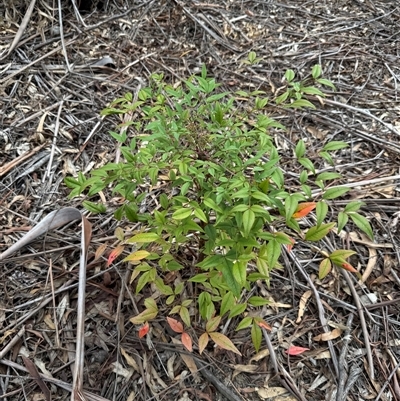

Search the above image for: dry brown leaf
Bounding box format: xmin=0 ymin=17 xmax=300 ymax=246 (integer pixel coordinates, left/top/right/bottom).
xmin=313 ymin=350 xmax=332 ymax=359
xmin=171 ymin=337 xmax=199 ymax=379
xmin=231 ymin=363 xmax=258 ymax=379
xmin=296 ymin=290 xmax=312 ymax=323
xmin=256 ymin=386 xmax=288 ymax=399
xmin=120 ymin=347 xmax=140 ymax=372
xmin=43 ymin=314 xmax=55 ymax=330
xmin=313 ymin=328 xmax=342 ymax=342
xmin=250 ymin=347 xmax=271 ymax=362
xmin=22 ymin=356 xmax=51 ymax=401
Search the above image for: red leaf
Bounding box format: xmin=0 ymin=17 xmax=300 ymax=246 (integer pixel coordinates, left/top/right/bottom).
xmin=287 ymin=237 xmax=295 ymax=252
xmin=167 ymin=317 xmax=184 ymax=333
xmin=292 ymin=202 xmax=316 ymax=219
xmin=181 ymin=332 xmax=193 ymax=352
xmin=285 ymin=346 xmax=310 ymax=356
xmin=255 ymin=320 xmax=272 ymax=331
xmin=139 ymin=322 xmax=149 ymax=338
xmin=107 ymin=245 xmax=124 ymax=266
xmin=340 ymin=262 xmax=358 ymax=273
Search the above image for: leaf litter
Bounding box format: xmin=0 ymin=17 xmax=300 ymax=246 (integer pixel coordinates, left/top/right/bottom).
xmin=1 ymin=0 xmax=400 ymax=400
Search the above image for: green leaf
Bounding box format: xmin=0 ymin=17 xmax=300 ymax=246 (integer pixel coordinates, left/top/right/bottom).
xmin=127 ymin=232 xmax=160 ymax=243
xmin=329 ymin=249 xmax=357 ymax=260
xmin=322 ymin=141 xmax=348 ymax=151
xmin=236 ymin=317 xmax=253 ymax=331
xmin=316 ymin=78 xmax=336 ymax=89
xmin=287 ymin=99 xmax=316 ymax=109
xmin=129 ymin=308 xmax=158 ymax=324
xmin=299 ymin=170 xmax=308 ymax=184
xmin=295 ymin=140 xmax=306 ymax=159
xmin=248 ymin=296 xmax=269 ymax=306
xmin=203 ymin=197 xmax=224 ymax=213
xmin=285 ymin=196 xmax=298 ymax=224
xmin=323 ymin=187 xmax=350 ymax=200
xmin=285 ymin=69 xmax=295 ymax=82
xmin=337 ymin=211 xmax=348 ymax=233
xmin=189 ymin=273 xmax=209 ymax=283
xmin=242 ymin=209 xmax=255 ymax=237
xmin=228 ymin=303 xmax=247 ymax=319
xmin=82 ymin=200 xmax=106 ymax=214
xmin=319 ymin=151 xmax=334 ymax=165
xmin=144 ymin=297 xmax=158 ymax=312
xmin=180 ymin=306 xmax=191 ymax=327
xmin=251 ymin=322 xmax=262 ymax=352
xmin=349 ymin=212 xmax=374 ymax=240
xmin=305 ymin=222 xmax=336 ymax=241
xmin=64 ymin=177 xmax=81 ymax=189
xmin=222 ymin=258 xmax=241 ymax=297
xmin=316 ymin=201 xmax=328 ymax=227
xmin=315 ymin=172 xmax=342 ymax=182
xmin=232 ymin=261 xmax=247 ymax=288
xmin=193 ymin=208 xmax=208 ymax=223
xmin=300 ymin=86 xmax=324 ymax=96
xmin=319 ymin=258 xmax=332 ymax=280
xmin=298 ymin=157 xmax=315 ymax=174
xmin=220 ymin=292 xmax=234 ymax=316
xmin=206 ymin=316 xmax=221 ymax=333
xmin=172 ymin=208 xmax=192 ymax=220
xmin=154 ymin=278 xmax=174 ymax=296
xmin=209 ymin=332 xmax=241 ymax=355
xmin=344 ymin=201 xmax=364 ymax=213
xmin=311 ymin=64 xmax=322 ymax=79
xmin=266 ymin=239 xmax=281 ymax=270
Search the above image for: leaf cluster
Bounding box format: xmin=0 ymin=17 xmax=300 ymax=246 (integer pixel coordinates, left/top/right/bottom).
xmin=66 ymin=61 xmax=373 ymax=353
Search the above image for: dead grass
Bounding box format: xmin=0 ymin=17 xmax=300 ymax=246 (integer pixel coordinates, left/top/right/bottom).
xmin=1 ymin=0 xmax=400 ymax=400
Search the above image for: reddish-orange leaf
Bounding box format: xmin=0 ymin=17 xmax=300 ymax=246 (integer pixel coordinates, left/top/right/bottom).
xmin=292 ymin=202 xmax=317 ymax=219
xmin=340 ymin=262 xmax=358 ymax=273
xmin=287 ymin=237 xmax=295 ymax=252
xmin=139 ymin=322 xmax=149 ymax=338
xmin=107 ymin=245 xmax=125 ymax=266
xmin=198 ymin=332 xmax=209 ymax=355
xmin=285 ymin=346 xmax=310 ymax=355
xmin=167 ymin=317 xmax=184 ymax=333
xmin=255 ymin=320 xmax=272 ymax=331
xmin=181 ymin=332 xmax=193 ymax=352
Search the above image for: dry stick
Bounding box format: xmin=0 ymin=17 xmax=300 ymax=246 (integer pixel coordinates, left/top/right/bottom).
xmin=57 ymin=0 xmax=71 ymax=71
xmin=336 ymin=314 xmax=354 ymax=401
xmin=320 ymin=97 xmax=400 ymax=137
xmin=0 ymin=143 xmax=47 ymax=177
xmin=261 ymin=328 xmax=307 ymax=401
xmin=72 ymin=217 xmax=92 ymax=401
xmin=194 ymin=359 xmax=244 ymax=401
xmin=69 ymin=0 xmax=86 ymax=26
xmin=43 ymin=100 xmax=63 ymax=183
xmin=0 ymin=326 xmax=25 ymax=359
xmin=112 ymin=268 xmax=132 ymax=401
xmin=14 ymin=100 xmax=65 ymax=127
xmin=0 ymin=359 xmax=110 ymax=401
xmin=287 ymin=251 xmax=340 ymax=377
xmin=176 ymin=0 xmax=240 ymax=52
xmin=311 ymin=174 xmax=400 ymax=199
xmin=0 ymin=41 xmax=76 ymax=85
xmin=340 ymin=270 xmax=374 ymax=380
xmin=1 ymin=0 xmax=36 ymax=60
xmin=48 ymin=259 xmax=61 ymax=349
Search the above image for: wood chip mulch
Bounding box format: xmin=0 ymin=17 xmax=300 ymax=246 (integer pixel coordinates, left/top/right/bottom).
xmin=1 ymin=1 xmax=400 ymax=400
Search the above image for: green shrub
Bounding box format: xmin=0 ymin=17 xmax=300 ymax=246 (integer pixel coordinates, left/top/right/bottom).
xmin=66 ymin=57 xmax=372 ymax=352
